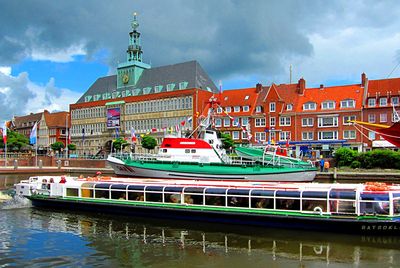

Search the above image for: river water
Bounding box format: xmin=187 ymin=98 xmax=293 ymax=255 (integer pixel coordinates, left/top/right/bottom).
xmin=1 ymin=175 xmax=400 ymax=267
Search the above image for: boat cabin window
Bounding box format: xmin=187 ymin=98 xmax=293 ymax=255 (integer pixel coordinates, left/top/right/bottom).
xmin=205 ymin=188 xmax=227 ymax=206
xmin=66 ymin=188 xmax=79 ymax=197
xmin=145 ymin=186 xmax=163 ymax=202
xmin=111 ymin=184 xmax=128 ymax=200
xmin=185 ymin=149 xmax=190 ymax=153
xmin=301 ymin=191 xmax=328 ymax=213
xmin=360 ymin=193 xmax=390 ymax=215
xmin=191 ymin=149 xmax=196 ymax=153
xmin=161 ymin=149 xmax=167 ymax=153
xmin=81 ymin=183 xmax=95 ymax=198
xmin=127 ymin=185 xmax=145 ymax=201
xmin=183 ymin=187 xmax=205 ymax=205
xmin=393 ymin=193 xmax=400 ymax=214
xmin=276 ymin=191 xmax=301 ymax=210
xmin=164 ymin=187 xmax=184 ymax=204
xmin=329 ymin=190 xmax=356 ymax=214
xmin=94 ymin=183 xmax=111 ymax=199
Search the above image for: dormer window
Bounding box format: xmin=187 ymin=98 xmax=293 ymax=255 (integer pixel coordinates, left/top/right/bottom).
xmin=243 ymin=106 xmax=249 ymax=112
xmin=234 ymin=106 xmax=240 ymax=112
xmin=217 ymin=107 xmax=222 ymax=113
xmin=255 ymin=106 xmax=262 ymax=113
xmin=303 ymin=102 xmax=316 ymax=110
xmin=224 ymin=96 xmax=228 ymax=101
xmin=244 ymin=95 xmax=249 ymax=100
xmin=340 ymin=99 xmax=355 ymax=108
xmin=166 ymin=83 xmax=175 ymax=91
xmin=321 ymin=101 xmax=335 ymax=110
xmin=379 ymin=97 xmax=387 ymax=107
xmin=368 ymin=98 xmax=376 ymax=107
xmin=392 ymin=97 xmax=399 ymax=105
xmin=154 ymin=85 xmax=163 ymax=93
xmin=286 ymin=104 xmax=293 ymax=111
xmin=225 ymin=107 xmax=231 ymax=113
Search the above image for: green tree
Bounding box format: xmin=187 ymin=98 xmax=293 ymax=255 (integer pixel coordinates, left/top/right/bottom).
xmin=112 ymin=138 xmax=128 ymax=151
xmin=141 ymin=135 xmax=157 ymax=151
xmin=51 ymin=141 xmax=65 ymax=152
xmin=0 ymin=129 xmax=30 ymax=152
xmin=221 ymin=133 xmax=235 ymax=151
xmin=67 ymin=143 xmax=76 ymax=151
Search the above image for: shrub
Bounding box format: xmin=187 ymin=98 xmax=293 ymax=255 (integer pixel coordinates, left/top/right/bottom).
xmin=334 ymin=147 xmax=358 ymax=167
xmin=350 ymin=160 xmax=361 ymax=169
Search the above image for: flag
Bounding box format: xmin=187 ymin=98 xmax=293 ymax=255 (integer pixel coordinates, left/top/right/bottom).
xmin=175 ymin=124 xmax=180 ymax=132
xmin=286 ymin=139 xmax=290 ymax=148
xmin=115 ymin=127 xmax=120 ymax=138
xmin=68 ymin=131 xmax=71 ymax=145
xmin=131 ymin=127 xmax=137 ymax=143
xmin=180 ymin=120 xmax=186 ymax=126
xmin=151 ymin=128 xmax=157 ymax=132
xmin=30 ymin=122 xmax=38 ymax=145
xmin=2 ymin=121 xmax=7 ymax=144
xmin=187 ymin=116 xmax=193 ymax=123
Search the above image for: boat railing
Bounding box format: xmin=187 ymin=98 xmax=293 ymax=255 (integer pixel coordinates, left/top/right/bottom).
xmin=61 ymin=182 xmax=400 ymax=218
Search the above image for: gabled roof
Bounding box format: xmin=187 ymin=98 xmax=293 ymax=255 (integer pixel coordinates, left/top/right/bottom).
xmin=367 ymin=77 xmax=400 ymax=97
xmin=13 ymin=112 xmax=42 ymax=129
xmin=295 ymin=84 xmax=364 ymax=113
xmin=219 ymin=87 xmax=259 ymax=116
xmin=76 ymin=60 xmax=218 ymax=103
xmin=44 ymin=111 xmax=69 ymax=128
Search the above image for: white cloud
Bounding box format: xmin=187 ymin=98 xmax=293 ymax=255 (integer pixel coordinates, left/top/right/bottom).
xmin=31 ymin=44 xmax=86 ymax=63
xmin=0 ymin=68 xmax=81 ymax=122
xmin=0 ymin=66 xmax=11 ymax=76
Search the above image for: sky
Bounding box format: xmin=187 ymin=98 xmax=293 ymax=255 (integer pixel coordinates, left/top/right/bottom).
xmin=1 ymin=0 xmax=400 ymax=123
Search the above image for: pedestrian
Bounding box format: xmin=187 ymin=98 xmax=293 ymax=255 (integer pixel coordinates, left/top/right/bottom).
xmin=324 ymin=160 xmax=330 ymax=172
xmin=320 ymin=158 xmax=325 ymax=172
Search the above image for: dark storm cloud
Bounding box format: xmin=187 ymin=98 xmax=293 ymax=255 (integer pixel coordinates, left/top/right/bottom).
xmin=0 ymin=0 xmax=398 ymax=82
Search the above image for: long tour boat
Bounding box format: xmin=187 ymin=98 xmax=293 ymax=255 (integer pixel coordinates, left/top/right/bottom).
xmin=108 ymin=97 xmax=317 ymax=182
xmin=15 ymin=175 xmax=400 ymax=235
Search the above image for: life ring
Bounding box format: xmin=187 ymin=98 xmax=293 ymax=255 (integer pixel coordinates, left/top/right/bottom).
xmin=313 ymin=206 xmax=323 ymax=214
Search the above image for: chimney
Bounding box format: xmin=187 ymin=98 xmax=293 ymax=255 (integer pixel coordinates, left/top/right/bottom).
xmin=297 ymin=78 xmax=305 ymax=94
xmin=255 ymin=83 xmax=262 ymax=93
xmin=320 ymin=84 xmax=324 ymax=89
xmin=361 ymin=72 xmax=366 ymax=87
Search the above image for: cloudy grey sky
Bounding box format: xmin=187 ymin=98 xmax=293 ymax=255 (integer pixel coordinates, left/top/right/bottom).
xmin=1 ymin=0 xmax=400 ymax=122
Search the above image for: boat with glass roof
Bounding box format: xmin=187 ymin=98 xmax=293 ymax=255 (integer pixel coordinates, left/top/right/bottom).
xmin=15 ymin=176 xmax=400 ymax=234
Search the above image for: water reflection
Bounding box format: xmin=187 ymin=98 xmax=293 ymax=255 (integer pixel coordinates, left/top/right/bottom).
xmin=2 ymin=205 xmax=399 ymax=267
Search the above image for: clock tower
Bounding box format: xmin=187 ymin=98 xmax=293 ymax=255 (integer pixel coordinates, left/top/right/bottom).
xmin=117 ymin=12 xmax=151 ymax=89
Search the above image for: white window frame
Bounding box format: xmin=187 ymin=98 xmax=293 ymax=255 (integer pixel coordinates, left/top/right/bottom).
xmin=279 ymin=116 xmax=291 ymax=126
xmin=302 ymin=118 xmax=314 ymax=127
xmin=255 ymin=106 xmax=262 ymax=113
xmin=343 ymin=130 xmax=356 ymax=140
xmin=242 ymin=117 xmax=249 ymax=126
xmin=215 ymin=118 xmax=222 ymax=127
xmin=255 ymin=118 xmax=266 ymax=127
xmin=269 ymin=117 xmax=276 ymax=127
xmin=286 ymin=104 xmax=293 ymax=111
xmin=318 ymin=131 xmax=338 ymax=140
xmin=269 ymin=102 xmax=276 ymax=112
xmin=379 ymin=97 xmax=387 ymax=107
xmin=317 ymin=116 xmax=338 ymax=128
xmin=303 ymin=102 xmax=317 ymax=111
xmin=368 ymin=114 xmax=375 ymax=123
xmin=302 ymin=131 xmax=314 ymax=141
xmin=243 ymin=106 xmax=249 ymax=112
xmin=223 ymin=118 xmax=230 ymax=127
xmin=232 ymin=131 xmax=240 ymax=140
xmin=340 ymin=99 xmax=355 ymax=108
xmin=368 ymin=98 xmax=376 ymax=107
xmin=279 ymin=131 xmax=291 ymax=141
xmin=343 ymin=115 xmax=356 ymax=125
xmin=255 ymin=132 xmax=266 ymax=141
xmin=225 ymin=107 xmax=231 ymax=113
xmin=234 ymin=106 xmax=240 ymax=112
xmin=321 ymin=101 xmax=335 ymax=110
xmin=217 ymin=107 xmax=223 ymax=113
xmin=391 ymin=97 xmax=399 ymax=106
xmin=380 ymin=113 xmax=387 ymax=123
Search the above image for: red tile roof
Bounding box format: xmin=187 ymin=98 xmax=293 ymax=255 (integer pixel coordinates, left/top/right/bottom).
xmin=218 ymin=87 xmax=259 ymax=115
xmin=44 ymin=111 xmax=69 ymax=128
xmin=367 ymin=77 xmax=400 ymax=97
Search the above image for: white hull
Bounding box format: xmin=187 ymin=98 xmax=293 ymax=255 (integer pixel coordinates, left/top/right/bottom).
xmin=107 ymin=156 xmax=316 ymax=182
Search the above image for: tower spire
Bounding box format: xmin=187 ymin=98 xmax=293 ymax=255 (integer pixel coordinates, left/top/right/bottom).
xmin=127 ymin=12 xmax=143 ymax=62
